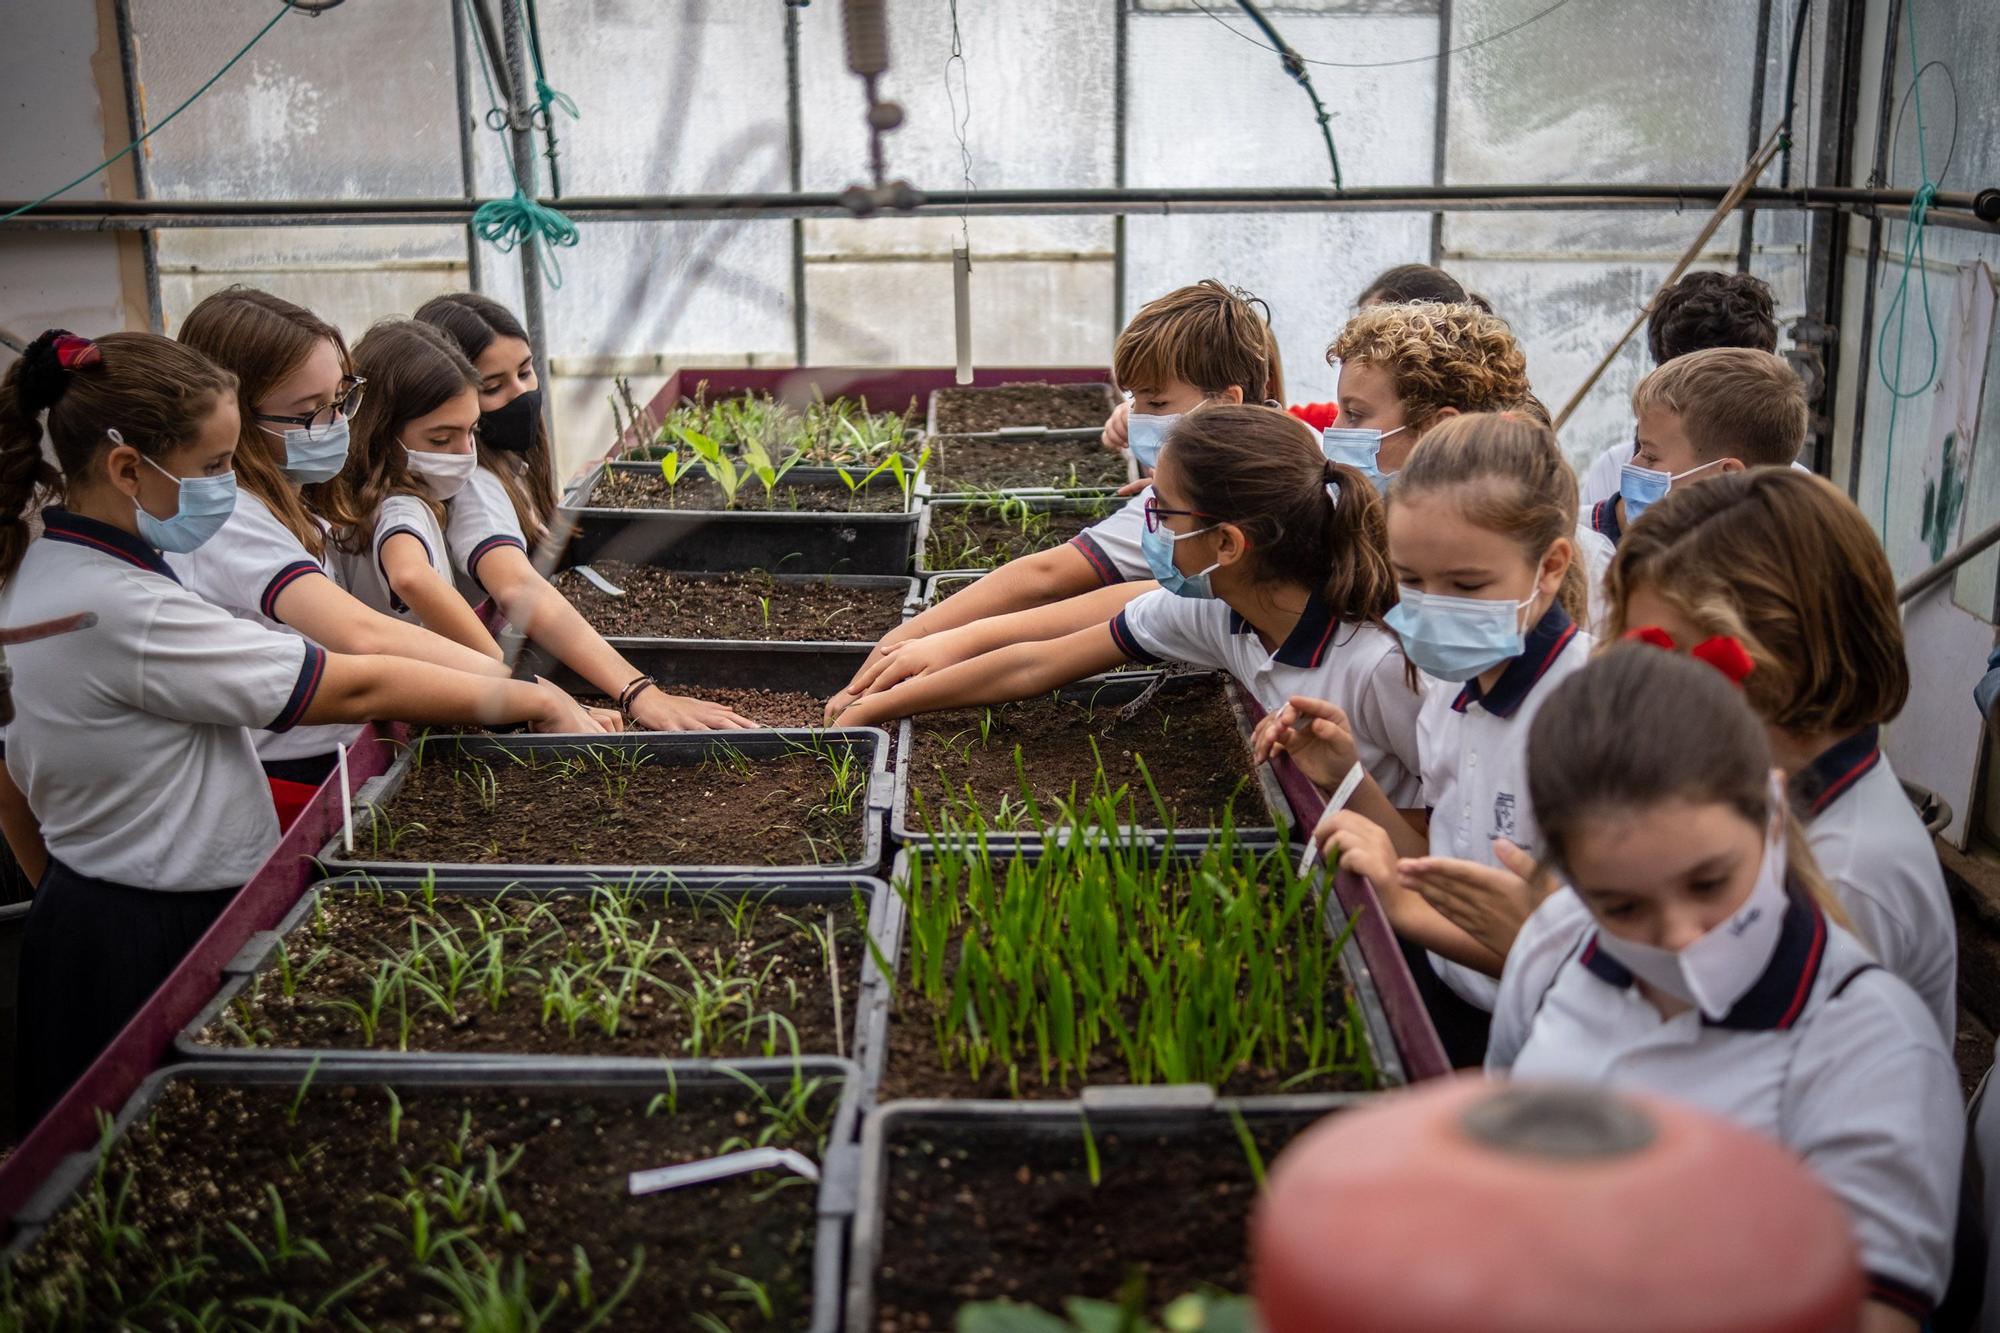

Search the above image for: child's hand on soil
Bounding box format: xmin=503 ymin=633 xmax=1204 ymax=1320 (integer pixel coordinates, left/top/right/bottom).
xmin=1312 ymin=809 xmax=1396 ymax=893
xmin=530 ymin=678 xmax=609 ymax=734
xmin=1397 ymin=839 xmax=1540 ymax=958
xmin=1252 ymin=695 xmax=1360 ymax=790
xmin=584 ymin=706 xmax=625 ymax=732
xmin=824 ymin=693 xmax=883 ymax=728
xmin=849 ymin=634 xmax=968 ymax=698
xmin=630 ymin=688 xmax=758 ymax=732
xmin=1100 ymin=398 xmax=1131 ymax=453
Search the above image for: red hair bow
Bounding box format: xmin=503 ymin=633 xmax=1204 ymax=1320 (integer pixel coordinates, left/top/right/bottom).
xmin=1621 ymin=625 xmax=1756 ymax=686
xmin=52 ymin=333 xmax=101 ymax=371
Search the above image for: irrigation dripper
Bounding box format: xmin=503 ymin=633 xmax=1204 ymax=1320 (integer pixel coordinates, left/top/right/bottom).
xmin=628 ymin=1147 xmax=820 ymax=1196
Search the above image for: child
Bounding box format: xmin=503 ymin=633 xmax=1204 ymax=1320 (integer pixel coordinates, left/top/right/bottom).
xmin=1355 ymin=262 xmax=1492 ymax=314
xmin=1276 ymin=413 xmax=1593 ymax=1060
xmin=829 ymin=281 xmax=1275 ymax=715
xmin=334 ymin=320 xmax=508 ymax=656
xmin=830 ymin=404 xmax=1424 ymax=809
xmin=414 ymin=293 xmax=753 ymax=731
xmin=0 ymin=330 xmax=600 ymax=1125
xmin=1585 ymin=347 xmax=1807 ymax=548
xmin=174 ymin=288 xmax=531 ymax=826
xmin=1489 ymin=646 xmax=1960 ymax=1332
xmin=1578 ymin=270 xmax=1783 ymax=506
xmin=1606 ymin=468 xmax=1956 ymax=1042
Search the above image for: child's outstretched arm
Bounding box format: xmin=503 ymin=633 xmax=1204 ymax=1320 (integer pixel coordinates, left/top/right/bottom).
xmin=1253 ymin=696 xmax=1427 ymax=858
xmin=830 ymin=622 xmax=1128 ymax=727
xmin=381 ymin=532 xmax=504 ymax=660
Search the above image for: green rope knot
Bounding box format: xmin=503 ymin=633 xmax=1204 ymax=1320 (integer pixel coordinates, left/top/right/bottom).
xmin=472 ymin=189 xmax=578 ymax=284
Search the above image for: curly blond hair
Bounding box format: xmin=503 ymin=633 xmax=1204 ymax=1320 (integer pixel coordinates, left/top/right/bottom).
xmin=1327 ymin=302 xmax=1530 ymax=430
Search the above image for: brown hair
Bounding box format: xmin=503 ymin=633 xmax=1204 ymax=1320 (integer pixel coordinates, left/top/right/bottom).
xmin=1393 ymin=412 xmax=1589 ymax=625
xmin=1327 ymin=302 xmax=1530 ymax=433
xmin=1114 ymin=280 xmax=1272 ymax=404
xmin=1357 ymin=262 xmax=1492 ymax=315
xmin=177 ymin=286 xmax=360 ymax=560
xmin=1606 ymin=468 xmax=1908 ymax=736
xmin=1164 ymin=403 xmax=1397 ymax=627
xmin=0 ymin=330 xmax=236 ymax=579
xmin=1646 ymin=270 xmax=1778 ymax=365
xmin=1528 ymin=644 xmax=1844 ymax=922
xmin=335 ymin=319 xmax=480 ymax=554
xmin=413 ymin=292 xmax=558 ymax=541
xmin=1630 ymin=347 xmax=1806 ymax=468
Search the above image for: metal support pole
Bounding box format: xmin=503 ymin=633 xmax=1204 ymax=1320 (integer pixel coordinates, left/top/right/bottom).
xmin=1429 ymin=0 xmax=1452 ymax=268
xmin=1737 ymin=0 xmax=1775 ymax=273
xmin=449 ymin=0 xmax=484 ymax=292
xmin=1800 ymin=0 xmax=1864 ymax=478
xmin=498 ymin=0 xmax=552 ymax=406
xmin=1847 ymin=0 xmax=1900 ymax=507
xmin=1112 ymin=0 xmax=1128 ymax=337
xmin=111 ymin=0 xmax=162 ymax=333
xmin=786 ymin=0 xmax=808 ymax=365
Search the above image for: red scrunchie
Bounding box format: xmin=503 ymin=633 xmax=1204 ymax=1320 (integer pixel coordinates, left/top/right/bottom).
xmin=1621 ymin=625 xmax=1756 ymax=686
xmin=52 ymin=333 xmax=101 ymax=370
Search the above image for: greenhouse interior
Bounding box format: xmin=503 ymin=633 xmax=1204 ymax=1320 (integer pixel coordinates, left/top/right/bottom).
xmin=1 ymin=0 xmax=1999 ymax=1327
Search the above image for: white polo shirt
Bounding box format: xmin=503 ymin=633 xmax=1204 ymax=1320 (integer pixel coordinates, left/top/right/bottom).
xmin=1419 ymin=604 xmax=1594 ymax=1009
xmin=339 ymin=492 xmax=454 ymax=623
xmin=1572 ymin=519 xmax=1615 ymax=638
xmin=1110 ymin=588 xmax=1423 ymax=808
xmin=1489 ymin=886 xmax=1962 ymax=1322
xmin=1069 ymin=487 xmax=1150 ymax=584
xmin=167 ymin=489 xmax=360 ymax=767
xmin=1788 ymin=728 xmax=1957 ymax=1043
xmin=446 ymin=464 xmax=528 ymax=604
xmin=0 ymin=510 xmax=326 ymax=889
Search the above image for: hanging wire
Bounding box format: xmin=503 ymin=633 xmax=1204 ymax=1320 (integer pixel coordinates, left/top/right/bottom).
xmin=1226 ymin=0 xmax=1342 ymax=188
xmin=1 ymin=1 xmax=297 ymax=224
xmin=458 ymin=0 xmax=579 ymax=286
xmin=519 ymin=0 xmax=577 ymax=197
xmin=944 ymin=0 xmax=975 ymax=252
xmin=1874 ymin=0 xmax=1943 ymax=530
xmin=1187 ymin=0 xmax=1577 ymax=71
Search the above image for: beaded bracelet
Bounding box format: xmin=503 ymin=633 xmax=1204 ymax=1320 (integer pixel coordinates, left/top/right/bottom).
xmin=616 ymin=675 xmax=658 ymax=716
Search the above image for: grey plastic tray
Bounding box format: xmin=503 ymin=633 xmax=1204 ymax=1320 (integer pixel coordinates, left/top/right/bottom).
xmin=175 ymin=874 xmax=902 ymax=1082
xmin=857 ymin=843 xmax=1406 ymax=1108
xmin=913 ymin=436 xmax=1135 ymax=501
xmin=914 ymin=493 xmax=1125 ymax=577
xmin=916 ymin=571 xmax=983 ymax=611
xmin=318 ymin=729 xmax=893 ymax=881
xmin=923 ymin=381 xmax=1117 ymax=441
xmin=844 ymin=1091 xmax=1352 ymax=1330
xmin=517 ymin=638 xmax=877 ymax=701
xmin=891 ymin=672 xmax=1291 ymax=851
xmin=539 ymin=568 xmax=918 ymax=657
xmin=8 ymin=1057 xmax=861 ymax=1333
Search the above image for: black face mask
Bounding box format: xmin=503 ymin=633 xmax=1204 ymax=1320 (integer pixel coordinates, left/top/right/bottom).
xmin=480 ymin=387 xmax=543 ymax=455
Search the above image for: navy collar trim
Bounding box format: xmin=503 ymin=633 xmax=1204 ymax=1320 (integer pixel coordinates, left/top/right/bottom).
xmin=1226 ymin=589 xmax=1347 ymax=668
xmin=1576 ymin=885 xmax=1828 ymax=1032
xmin=1452 ymin=602 xmax=1576 ymax=719
xmin=1787 ymin=726 xmax=1883 ymax=818
xmin=40 ymin=508 xmax=179 ymax=582
xmin=1589 ymin=498 xmax=1624 ymax=545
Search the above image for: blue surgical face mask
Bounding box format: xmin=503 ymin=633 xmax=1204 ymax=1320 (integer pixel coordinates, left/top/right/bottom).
xmin=1126 ymin=412 xmax=1180 ymax=471
xmin=1619 ymin=457 xmax=1725 ymax=523
xmin=133 ymin=448 xmax=237 ymax=553
xmin=1142 ymin=521 xmax=1220 ymax=599
xmin=264 ymin=416 xmax=351 ymax=485
xmin=1320 ymin=425 xmax=1406 ymax=491
xmin=1385 ymin=585 xmax=1538 ymax=682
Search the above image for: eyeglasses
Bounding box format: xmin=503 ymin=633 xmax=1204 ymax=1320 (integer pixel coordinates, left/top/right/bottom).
xmin=255 ymin=375 xmax=367 ymax=439
xmin=1143 ymin=494 xmax=1217 ymax=533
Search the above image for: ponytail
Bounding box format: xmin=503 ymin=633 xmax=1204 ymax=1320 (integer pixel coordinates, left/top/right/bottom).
xmin=0 ymin=330 xmax=235 ymax=580
xmin=1166 ymin=403 xmax=1397 ymax=627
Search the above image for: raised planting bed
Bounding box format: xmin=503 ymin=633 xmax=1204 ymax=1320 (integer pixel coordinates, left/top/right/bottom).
xmin=927 ymin=381 xmax=1116 ymax=437
xmin=321 ymin=731 xmax=891 ymax=880
xmin=578 ymin=460 xmax=916 ymax=515
xmin=847 ymin=1094 xmax=1345 ymax=1330
xmin=612 ymin=384 xmax=916 ymax=468
xmin=918 ymin=494 xmax=1123 ymax=575
xmin=5 ymin=1059 xmax=857 ymax=1332
xmin=560 ymin=486 xmax=918 ymax=577
xmin=918 ymin=434 xmax=1131 ymax=497
xmin=554 ymin=562 xmax=915 ymax=643
xmin=180 ymin=875 xmax=896 ymax=1069
xmin=861 ymin=836 xmax=1400 ymax=1103
xmin=894 ymin=673 xmax=1285 ymax=848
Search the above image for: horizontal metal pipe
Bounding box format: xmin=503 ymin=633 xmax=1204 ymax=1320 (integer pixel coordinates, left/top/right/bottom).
xmin=1899 ymin=517 xmax=2000 ymax=606
xmin=2 ymin=183 xmax=1991 ymax=231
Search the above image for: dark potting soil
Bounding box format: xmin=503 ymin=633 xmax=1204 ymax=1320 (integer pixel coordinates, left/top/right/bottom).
xmin=575 ymin=688 xmax=900 ymax=765
xmin=904 ymin=677 xmax=1267 ymax=835
xmin=923 ymin=501 xmax=1114 ymax=572
xmin=557 ymin=562 xmax=908 ymax=640
xmin=872 ymin=1115 xmax=1314 ymax=1331
xmin=10 ymin=1078 xmax=833 ymax=1330
xmin=931 ymin=382 xmax=1116 ymax=434
xmin=359 ymin=744 xmax=869 ymax=869
xmin=588 ymin=467 xmax=908 ymax=513
xmin=199 ymin=891 xmax=866 ymax=1061
xmin=925 ymin=435 xmax=1128 ymax=492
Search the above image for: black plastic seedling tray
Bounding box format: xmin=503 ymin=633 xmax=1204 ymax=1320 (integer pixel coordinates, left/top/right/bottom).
xmin=516 ymin=638 xmax=879 ymax=700
xmin=562 ymin=463 xmax=918 ymax=575
xmin=843 ymin=1091 xmax=1355 ymax=1330
xmin=860 ymin=844 xmax=1404 ymax=1106
xmin=891 ymin=672 xmax=1291 ymax=851
xmin=6 ymin=1057 xmax=861 ymax=1333
xmin=924 ymin=382 xmax=1117 ymax=440
xmin=175 ymin=873 xmax=902 ymax=1080
xmin=917 ymin=571 xmax=982 ymax=610
xmin=914 ymin=438 xmax=1135 ymax=500
xmin=541 ymin=568 xmax=919 ymax=656
xmin=318 ymin=729 xmax=893 ymax=881
xmin=914 ymin=494 xmax=1124 ymax=577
